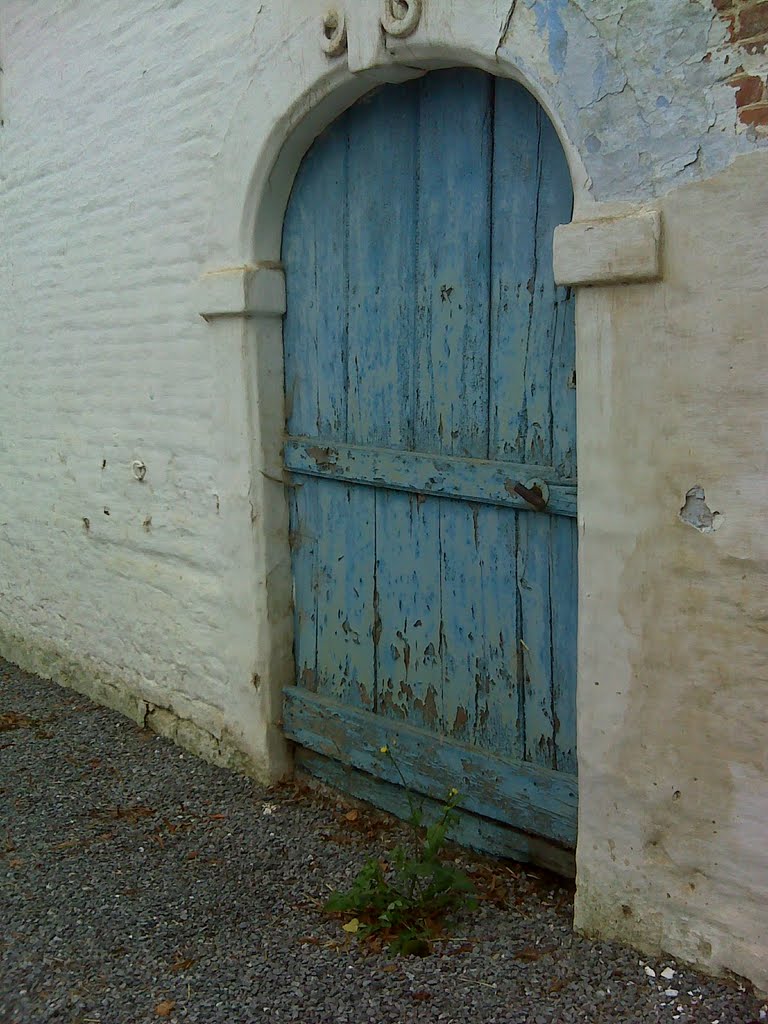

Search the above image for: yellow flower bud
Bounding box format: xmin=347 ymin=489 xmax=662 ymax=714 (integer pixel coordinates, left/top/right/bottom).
xmin=380 ymin=745 xmax=388 ymax=754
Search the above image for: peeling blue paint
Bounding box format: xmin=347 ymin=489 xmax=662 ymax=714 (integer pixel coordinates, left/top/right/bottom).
xmin=585 ymin=133 xmax=601 ymax=154
xmin=497 ymin=0 xmax=767 ymax=201
xmin=526 ymin=0 xmax=570 ymax=74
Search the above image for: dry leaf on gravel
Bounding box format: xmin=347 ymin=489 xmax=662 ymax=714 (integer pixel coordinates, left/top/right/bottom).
xmin=89 ymin=805 xmax=155 ymax=823
xmin=170 ymin=956 xmax=197 ymax=973
xmin=0 ymin=712 xmax=37 ymax=731
xmin=515 ymin=946 xmax=556 ymax=962
xmin=154 ymin=999 xmax=175 ymax=1017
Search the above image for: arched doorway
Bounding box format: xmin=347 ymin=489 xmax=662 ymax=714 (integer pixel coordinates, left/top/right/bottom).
xmin=281 ymin=68 xmax=577 ymax=873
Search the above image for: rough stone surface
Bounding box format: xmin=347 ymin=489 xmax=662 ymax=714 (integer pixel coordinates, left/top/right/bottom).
xmin=573 ymin=149 xmax=768 ymax=995
xmin=1 ymin=661 xmax=764 ymax=1024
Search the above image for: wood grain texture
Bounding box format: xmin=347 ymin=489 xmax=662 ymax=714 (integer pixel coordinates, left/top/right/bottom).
xmin=414 ymin=71 xmax=492 ymax=460
xmin=374 ymin=490 xmax=444 ymax=730
xmin=281 ymin=69 xmax=578 ymax=862
xmin=346 ymin=86 xmax=418 ymax=449
xmin=314 ymin=479 xmax=376 ymax=709
xmin=282 ymin=118 xmax=348 ymax=439
xmin=283 ymin=440 xmax=577 ymax=515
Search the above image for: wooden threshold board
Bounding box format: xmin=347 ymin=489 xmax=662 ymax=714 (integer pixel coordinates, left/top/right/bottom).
xmin=283 ymin=687 xmax=578 ymax=849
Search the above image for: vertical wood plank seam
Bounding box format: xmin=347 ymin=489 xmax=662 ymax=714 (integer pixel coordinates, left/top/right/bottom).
xmin=412 ymin=80 xmax=423 ymax=453
xmin=515 ymin=509 xmax=526 ymax=759
xmin=486 ymin=76 xmax=496 ymax=463
xmin=546 ymin=286 xmax=559 ymax=482
xmin=523 ymin=108 xmax=544 ymax=462
xmin=372 ymin=488 xmax=379 ymax=713
xmin=343 ymin=123 xmax=351 ymax=443
xmin=312 ymin=486 xmax=320 ymax=693
xmin=438 ymin=497 xmax=447 ymax=736
xmin=547 ymin=513 xmax=558 ymax=770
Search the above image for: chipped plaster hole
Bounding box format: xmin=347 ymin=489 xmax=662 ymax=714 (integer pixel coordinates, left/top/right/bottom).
xmin=679 ymin=485 xmax=723 ymax=533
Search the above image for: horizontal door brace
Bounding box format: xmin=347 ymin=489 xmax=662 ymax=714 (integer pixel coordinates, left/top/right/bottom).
xmin=283 ymin=438 xmax=577 ymax=517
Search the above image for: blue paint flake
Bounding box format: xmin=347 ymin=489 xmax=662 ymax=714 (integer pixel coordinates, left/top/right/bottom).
xmin=525 ymin=0 xmax=570 ymax=74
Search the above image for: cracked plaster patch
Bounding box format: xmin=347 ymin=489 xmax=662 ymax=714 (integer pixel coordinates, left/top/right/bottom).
xmin=498 ymin=0 xmax=766 ymax=201
xmin=679 ymin=485 xmax=723 ymax=533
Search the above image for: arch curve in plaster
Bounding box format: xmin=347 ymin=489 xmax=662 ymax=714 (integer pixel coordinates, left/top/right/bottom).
xmin=205 ymin=38 xmax=592 ymax=269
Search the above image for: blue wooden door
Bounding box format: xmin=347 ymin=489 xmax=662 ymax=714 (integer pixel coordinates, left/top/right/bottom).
xmin=281 ymin=70 xmax=577 ymax=872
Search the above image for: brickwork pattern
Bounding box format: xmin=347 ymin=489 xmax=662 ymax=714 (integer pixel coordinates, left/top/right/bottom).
xmin=714 ymin=0 xmax=768 ymax=130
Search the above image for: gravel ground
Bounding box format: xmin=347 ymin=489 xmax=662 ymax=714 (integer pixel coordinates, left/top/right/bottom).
xmin=1 ymin=659 xmax=764 ymax=1024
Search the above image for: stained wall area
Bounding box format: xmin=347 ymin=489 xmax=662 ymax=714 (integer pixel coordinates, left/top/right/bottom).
xmin=0 ymin=0 xmax=765 ymax=992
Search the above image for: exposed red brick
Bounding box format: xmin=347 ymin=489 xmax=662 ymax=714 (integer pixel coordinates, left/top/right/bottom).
xmin=735 ymin=1 xmax=768 ymax=40
xmin=743 ymin=36 xmax=768 ymax=52
xmin=729 ymin=73 xmax=766 ymax=106
xmin=712 ymin=0 xmax=734 ymax=10
xmin=738 ymin=102 xmax=768 ymax=125
xmin=719 ymin=12 xmax=737 ymax=40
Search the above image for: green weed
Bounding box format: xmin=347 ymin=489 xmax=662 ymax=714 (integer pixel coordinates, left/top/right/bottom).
xmin=324 ymin=746 xmax=477 ymax=955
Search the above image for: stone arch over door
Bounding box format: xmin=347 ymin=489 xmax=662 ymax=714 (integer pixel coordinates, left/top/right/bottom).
xmin=197 ymin=10 xmax=662 ymax=864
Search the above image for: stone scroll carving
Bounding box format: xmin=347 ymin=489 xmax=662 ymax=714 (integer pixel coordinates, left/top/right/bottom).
xmin=320 ymin=10 xmax=348 ymax=57
xmin=380 ymin=0 xmax=422 ymax=38
xmin=321 ymin=1 xmax=423 ymax=59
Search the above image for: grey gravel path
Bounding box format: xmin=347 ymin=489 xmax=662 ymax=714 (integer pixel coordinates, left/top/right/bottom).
xmin=1 ymin=659 xmax=764 ymax=1024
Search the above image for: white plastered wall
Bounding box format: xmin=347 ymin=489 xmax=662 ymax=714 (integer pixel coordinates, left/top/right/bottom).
xmin=0 ymin=0 xmax=765 ymax=992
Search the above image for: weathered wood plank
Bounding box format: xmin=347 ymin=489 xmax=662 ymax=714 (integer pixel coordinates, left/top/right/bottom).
xmin=282 ymin=118 xmax=348 ymax=439
xmin=284 ymin=440 xmax=577 ymax=516
xmin=314 ymin=479 xmax=376 ymax=709
xmin=289 ymin=477 xmax=319 ymax=692
xmin=537 ymin=111 xmax=576 ymax=477
xmin=473 ymin=506 xmax=526 ymax=761
xmin=284 ymin=686 xmax=578 ymax=846
xmin=522 ymin=107 xmax=555 ymax=469
xmin=488 ymin=79 xmax=540 ymax=464
xmin=414 ymin=70 xmax=492 ymax=458
xmin=346 ymin=86 xmax=418 ymax=449
xmin=374 ymin=490 xmax=444 ymax=731
xmin=517 ymin=510 xmax=556 ymax=768
xmin=550 ymin=514 xmax=578 ymax=775
xmin=551 ymin=286 xmax=577 ymax=479
xmin=296 ymin=749 xmax=576 ymax=877
xmin=439 ymin=499 xmax=486 ymax=745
